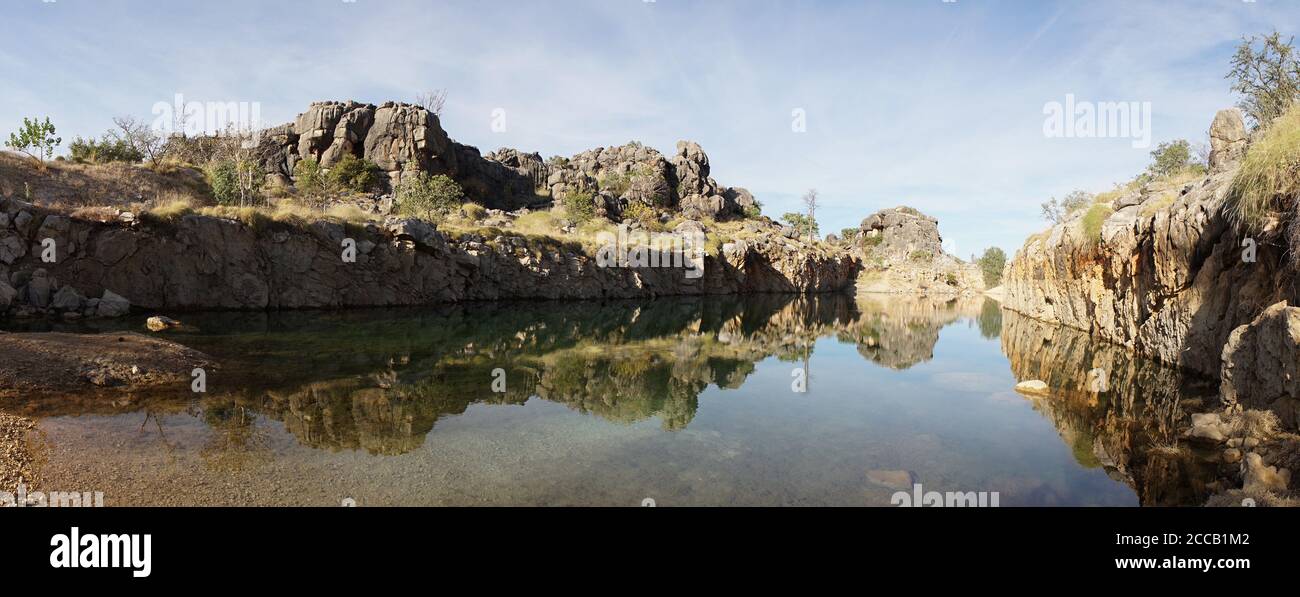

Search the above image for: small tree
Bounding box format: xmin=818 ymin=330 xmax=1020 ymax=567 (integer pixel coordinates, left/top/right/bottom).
xmin=1040 ymin=190 xmax=1093 ymax=223
xmin=293 ymin=157 xmax=330 ymax=205
xmin=111 ymin=116 xmax=167 ymax=165
xmin=396 ymin=165 xmax=463 ymax=220
xmin=801 ymin=188 xmax=819 ymax=240
xmin=977 ymin=247 xmax=1007 ymax=287
xmin=6 ymin=117 xmax=62 ymax=165
xmin=1147 ymin=139 xmax=1194 ymax=178
xmin=1227 ymin=31 xmax=1300 ymax=127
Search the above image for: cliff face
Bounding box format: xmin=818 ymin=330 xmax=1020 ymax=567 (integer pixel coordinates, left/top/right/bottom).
xmin=1003 ymin=130 xmax=1297 ymax=377
xmin=0 ymin=197 xmax=858 ymax=314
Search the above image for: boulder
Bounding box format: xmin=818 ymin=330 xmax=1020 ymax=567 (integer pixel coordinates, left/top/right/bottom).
xmin=23 ymin=268 xmax=53 ymax=308
xmin=1220 ymin=301 xmax=1300 ymax=430
xmin=96 ymin=289 xmax=131 ymax=318
xmin=1014 ymin=379 xmax=1050 ymax=395
xmin=1242 ymin=452 xmax=1292 ymax=494
xmin=1209 ymin=108 xmax=1248 ymax=173
xmin=50 ymin=285 xmax=85 ymax=312
xmin=146 ymin=315 xmax=182 ymax=332
xmin=385 ymin=218 xmax=439 ymax=248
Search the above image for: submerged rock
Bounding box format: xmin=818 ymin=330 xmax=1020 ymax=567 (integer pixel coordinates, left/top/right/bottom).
xmin=1014 ymin=379 xmax=1049 ymax=395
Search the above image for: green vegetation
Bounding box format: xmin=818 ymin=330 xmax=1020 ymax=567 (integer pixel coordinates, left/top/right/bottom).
xmin=329 ymin=154 xmax=381 ymax=193
xmin=562 ymin=188 xmax=597 ymax=224
xmin=1228 ymin=31 xmax=1300 ymax=127
xmin=206 ymin=157 xmax=266 ymax=206
xmin=460 ymin=202 xmax=487 ymax=221
xmin=1145 ymin=140 xmax=1201 ymax=178
xmin=908 ymin=250 xmax=933 ymax=262
xmin=6 ymin=117 xmax=61 ymax=165
xmin=622 ymin=201 xmax=658 ymax=228
xmin=1080 ymin=202 xmax=1114 ymax=245
xmin=742 ymin=200 xmax=762 ymax=219
xmin=396 ymin=166 xmax=464 ymax=220
xmin=293 ymin=157 xmax=329 ymax=201
xmin=780 ymin=212 xmax=819 ymax=238
xmin=1226 ymin=102 xmax=1300 ymax=232
xmin=977 ymin=247 xmax=1007 ymax=287
xmin=68 ymin=134 xmax=143 ymax=164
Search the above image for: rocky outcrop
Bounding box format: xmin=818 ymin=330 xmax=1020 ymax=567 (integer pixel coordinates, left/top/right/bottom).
xmin=1221 ymin=302 xmax=1300 ymax=429
xmin=257 ymin=100 xmax=538 ymax=209
xmin=541 ymin=140 xmax=756 ymax=221
xmin=1003 ymin=134 xmax=1296 ymax=378
xmin=852 ymin=207 xmax=985 ymax=295
xmin=258 ymin=101 xmax=757 ymax=220
xmin=0 ymin=197 xmax=858 ymax=315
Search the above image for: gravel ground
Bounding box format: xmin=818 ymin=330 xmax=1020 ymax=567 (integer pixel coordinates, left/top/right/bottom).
xmin=0 ymin=413 xmax=37 ymax=491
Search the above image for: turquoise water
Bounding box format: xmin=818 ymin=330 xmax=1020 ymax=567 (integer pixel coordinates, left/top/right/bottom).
xmin=11 ymin=294 xmax=1215 ymax=506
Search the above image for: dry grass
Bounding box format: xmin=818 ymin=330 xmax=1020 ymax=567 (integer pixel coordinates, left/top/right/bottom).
xmin=1228 ymin=103 xmax=1300 ymax=232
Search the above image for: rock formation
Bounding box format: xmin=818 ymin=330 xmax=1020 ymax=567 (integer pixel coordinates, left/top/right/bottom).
xmin=1221 ymin=302 xmax=1300 ymax=429
xmin=256 ymin=101 xmax=758 ymax=221
xmin=1002 ymin=111 xmax=1293 ymax=379
xmin=0 ymin=196 xmax=858 ymax=315
xmin=852 ymin=207 xmax=985 ymax=295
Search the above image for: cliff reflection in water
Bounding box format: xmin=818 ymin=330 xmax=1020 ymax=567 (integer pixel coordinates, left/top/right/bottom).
xmin=999 ymin=310 xmax=1220 ymax=506
xmin=13 ymin=293 xmax=1220 ymax=505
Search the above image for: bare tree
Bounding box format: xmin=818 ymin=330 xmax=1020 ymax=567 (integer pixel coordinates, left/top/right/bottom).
xmin=802 ymin=188 xmax=819 ymax=241
xmin=415 ymin=90 xmax=448 ymax=115
xmin=111 ymin=116 xmax=166 ymax=165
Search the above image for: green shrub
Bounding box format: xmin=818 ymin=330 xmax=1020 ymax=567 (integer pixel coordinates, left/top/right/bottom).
xmin=622 ymin=201 xmax=655 ymax=226
xmin=909 ymin=250 xmax=933 ymax=262
xmin=396 ymin=167 xmax=464 ymax=220
xmin=69 ymin=135 xmax=143 ymax=163
xmin=563 ymin=188 xmax=597 ymax=224
xmin=1227 ymin=103 xmax=1300 ymax=232
xmin=293 ymin=157 xmax=329 ymax=199
xmin=329 ymin=154 xmax=381 ymax=193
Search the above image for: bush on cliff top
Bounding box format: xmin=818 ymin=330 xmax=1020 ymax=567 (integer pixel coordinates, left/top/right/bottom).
xmin=396 ymin=167 xmax=463 ymax=220
xmin=1227 ymin=103 xmax=1300 ymax=232
xmin=1080 ymin=201 xmax=1114 ymax=245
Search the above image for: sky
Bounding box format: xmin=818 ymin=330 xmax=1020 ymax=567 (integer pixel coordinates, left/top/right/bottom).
xmin=3 ymin=0 xmax=1299 ymax=257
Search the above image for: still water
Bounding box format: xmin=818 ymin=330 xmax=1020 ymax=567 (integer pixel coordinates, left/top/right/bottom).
xmin=9 ymin=294 xmax=1220 ymax=506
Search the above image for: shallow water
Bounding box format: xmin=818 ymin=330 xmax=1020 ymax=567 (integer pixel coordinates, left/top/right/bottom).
xmin=8 ymin=293 xmax=1220 ymax=506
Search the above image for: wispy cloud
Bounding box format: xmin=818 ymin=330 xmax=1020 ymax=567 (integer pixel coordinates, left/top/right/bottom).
xmin=3 ymin=0 xmax=1296 ymax=255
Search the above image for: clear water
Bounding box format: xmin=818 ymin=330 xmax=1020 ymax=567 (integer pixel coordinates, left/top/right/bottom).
xmin=9 ymin=294 xmax=1218 ymax=506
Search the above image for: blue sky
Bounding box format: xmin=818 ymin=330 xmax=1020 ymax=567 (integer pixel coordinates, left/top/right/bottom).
xmin=4 ymin=0 xmax=1298 ymax=257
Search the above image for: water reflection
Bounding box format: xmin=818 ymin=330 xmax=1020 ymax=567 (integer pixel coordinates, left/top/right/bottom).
xmin=6 ymin=293 xmax=1218 ymax=505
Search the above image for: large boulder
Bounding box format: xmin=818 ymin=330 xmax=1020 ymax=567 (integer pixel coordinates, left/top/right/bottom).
xmin=1221 ymin=301 xmax=1300 ymax=430
xmin=96 ymin=289 xmax=131 ymax=318
xmin=1209 ymin=108 xmax=1248 ymax=173
xmin=23 ymin=268 xmax=53 ymax=308
xmin=50 ymin=285 xmax=85 ymax=312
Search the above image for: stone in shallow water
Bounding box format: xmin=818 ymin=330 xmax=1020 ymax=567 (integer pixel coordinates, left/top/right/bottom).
xmin=146 ymin=316 xmax=181 ymax=332
xmin=1014 ymin=380 xmax=1049 ymax=395
xmin=866 ymin=470 xmax=918 ymax=490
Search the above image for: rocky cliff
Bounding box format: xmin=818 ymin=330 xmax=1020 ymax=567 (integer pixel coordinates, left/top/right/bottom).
xmin=0 ymin=196 xmax=858 ymax=315
xmin=1003 ymin=109 xmax=1300 ymax=432
xmin=849 ymin=207 xmax=985 ymax=295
